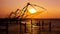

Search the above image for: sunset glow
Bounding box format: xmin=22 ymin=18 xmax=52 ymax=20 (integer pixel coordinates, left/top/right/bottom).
xmin=0 ymin=0 xmax=60 ymax=18
xmin=28 ymin=8 xmax=37 ymax=14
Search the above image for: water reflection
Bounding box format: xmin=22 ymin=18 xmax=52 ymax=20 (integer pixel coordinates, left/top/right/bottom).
xmin=0 ymin=19 xmax=60 ymax=34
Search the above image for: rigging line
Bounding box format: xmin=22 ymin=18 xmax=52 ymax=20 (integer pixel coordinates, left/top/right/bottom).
xmin=16 ymin=6 xmax=27 ymax=18
xmin=9 ymin=9 xmax=19 ymax=17
xmin=30 ymin=4 xmax=37 ymax=11
xmin=17 ymin=5 xmax=28 ymax=18
xmin=21 ymin=5 xmax=28 ymax=11
xmin=9 ymin=12 xmax=14 ymax=17
xmin=14 ymin=9 xmax=19 ymax=14
xmin=31 ymin=4 xmax=47 ymax=10
xmin=21 ymin=6 xmax=28 ymax=18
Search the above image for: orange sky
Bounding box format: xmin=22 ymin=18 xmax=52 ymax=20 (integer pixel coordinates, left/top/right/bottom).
xmin=0 ymin=0 xmax=60 ymax=18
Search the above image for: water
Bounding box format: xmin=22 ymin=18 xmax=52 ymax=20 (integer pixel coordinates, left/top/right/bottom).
xmin=0 ymin=19 xmax=60 ymax=34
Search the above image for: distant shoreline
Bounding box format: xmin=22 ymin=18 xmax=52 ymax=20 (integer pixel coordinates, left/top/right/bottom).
xmin=0 ymin=18 xmax=60 ymax=21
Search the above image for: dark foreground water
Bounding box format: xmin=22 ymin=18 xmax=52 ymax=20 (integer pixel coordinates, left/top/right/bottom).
xmin=0 ymin=18 xmax=60 ymax=34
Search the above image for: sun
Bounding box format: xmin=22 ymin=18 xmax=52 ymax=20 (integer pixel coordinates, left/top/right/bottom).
xmin=28 ymin=8 xmax=37 ymax=14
